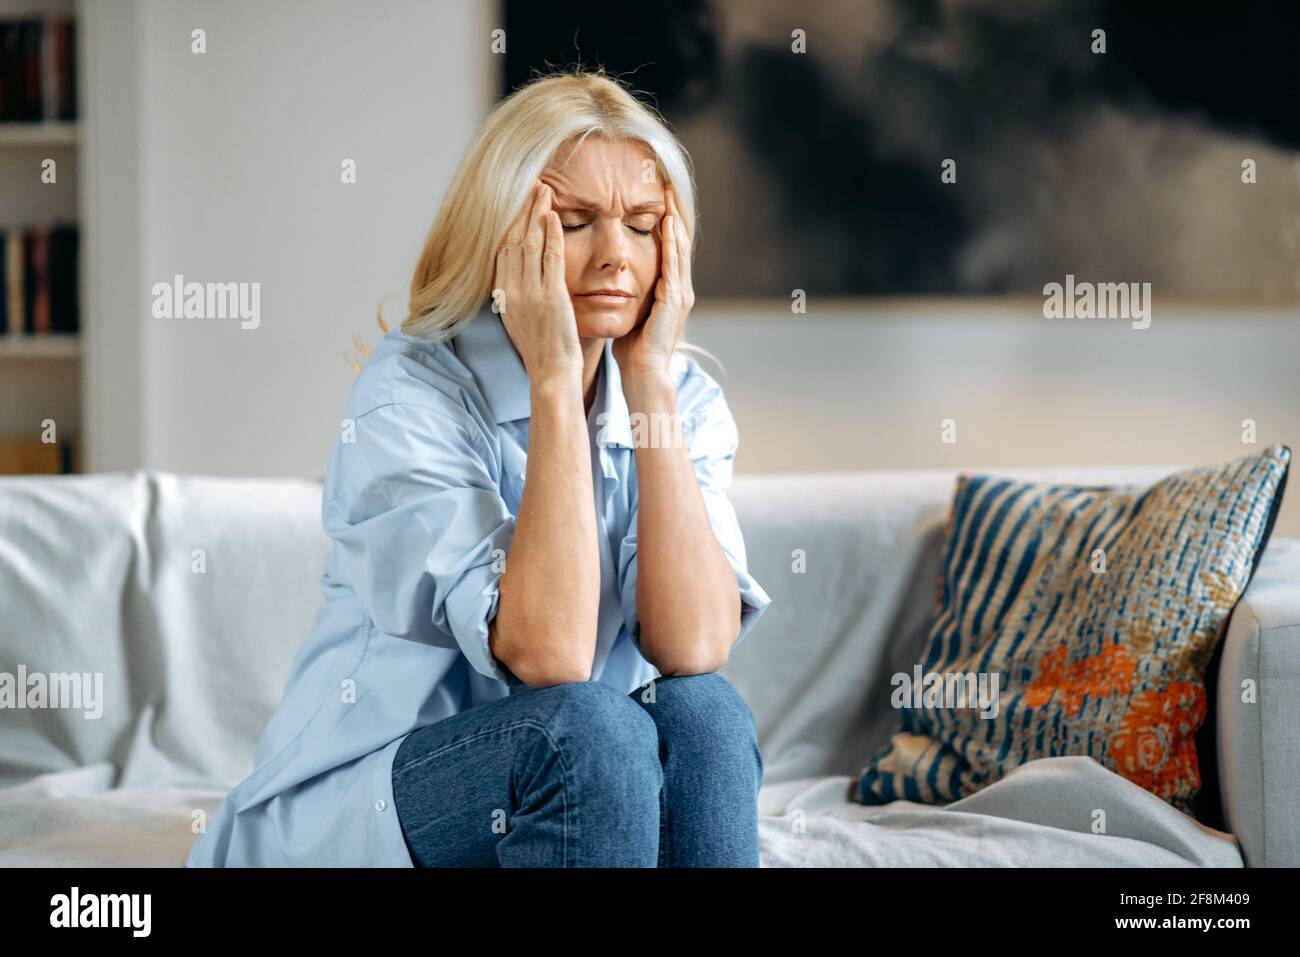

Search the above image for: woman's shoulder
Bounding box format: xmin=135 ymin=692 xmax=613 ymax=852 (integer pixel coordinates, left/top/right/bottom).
xmin=344 ymin=325 xmax=486 ymax=433
xmin=322 ymin=326 xmax=500 ymax=502
xmin=666 ymin=348 xmax=737 ymax=427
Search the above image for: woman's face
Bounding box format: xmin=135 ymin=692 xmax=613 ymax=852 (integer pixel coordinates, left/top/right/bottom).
xmin=539 ymin=137 xmax=667 ymax=339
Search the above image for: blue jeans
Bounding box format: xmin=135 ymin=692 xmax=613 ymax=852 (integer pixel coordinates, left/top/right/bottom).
xmin=390 ymin=672 xmax=763 ymax=867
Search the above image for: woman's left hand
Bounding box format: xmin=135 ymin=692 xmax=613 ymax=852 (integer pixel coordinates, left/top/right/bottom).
xmin=613 ymin=181 xmax=693 ymax=381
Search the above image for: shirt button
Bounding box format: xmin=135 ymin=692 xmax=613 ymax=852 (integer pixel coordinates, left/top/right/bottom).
xmin=518 ymin=470 xmax=526 ymax=480
xmin=374 ymin=798 xmax=387 ymax=811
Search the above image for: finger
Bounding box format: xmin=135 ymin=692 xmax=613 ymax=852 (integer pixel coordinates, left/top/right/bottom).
xmin=661 ymin=213 xmax=679 ymax=294
xmin=675 ymin=209 xmax=692 ymax=295
xmin=501 ymin=220 xmax=524 ymax=303
xmin=543 ymin=209 xmax=565 ymax=291
xmin=666 ymin=184 xmax=692 ymax=301
xmin=524 ymin=183 xmax=548 ymax=292
xmin=503 ymin=181 xmax=542 ymax=291
xmin=664 ymin=183 xmax=683 ymax=255
xmin=522 ymin=178 xmax=546 ymax=234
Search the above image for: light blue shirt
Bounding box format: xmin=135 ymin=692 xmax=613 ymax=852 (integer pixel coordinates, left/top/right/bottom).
xmin=184 ymin=300 xmax=771 ymax=867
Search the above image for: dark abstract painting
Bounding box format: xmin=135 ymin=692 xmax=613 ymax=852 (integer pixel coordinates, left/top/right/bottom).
xmin=501 ymin=0 xmax=1300 ymax=300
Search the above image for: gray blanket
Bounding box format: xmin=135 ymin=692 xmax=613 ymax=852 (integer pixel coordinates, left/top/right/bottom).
xmin=758 ymin=756 xmax=1241 ymax=867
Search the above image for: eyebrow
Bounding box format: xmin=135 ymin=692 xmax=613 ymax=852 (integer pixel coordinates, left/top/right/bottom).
xmin=552 ymin=194 xmax=665 ymax=213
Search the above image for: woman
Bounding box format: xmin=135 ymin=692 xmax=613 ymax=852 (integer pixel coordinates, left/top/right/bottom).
xmin=185 ymin=68 xmax=771 ymax=868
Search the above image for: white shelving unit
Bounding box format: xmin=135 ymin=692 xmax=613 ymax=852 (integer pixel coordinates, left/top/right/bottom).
xmin=0 ymin=332 xmax=79 ymax=359
xmin=0 ymin=120 xmax=77 ymax=146
xmin=0 ymin=0 xmax=81 ymax=473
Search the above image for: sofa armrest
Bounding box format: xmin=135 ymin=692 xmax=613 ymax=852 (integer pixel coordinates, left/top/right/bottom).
xmin=1217 ymin=539 xmax=1300 ymax=867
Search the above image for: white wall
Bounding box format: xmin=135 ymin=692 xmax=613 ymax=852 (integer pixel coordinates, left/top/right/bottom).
xmin=81 ymin=0 xmax=1300 ymax=541
xmin=83 ymin=0 xmax=495 ymax=475
xmin=686 ymin=299 xmax=1300 ymax=538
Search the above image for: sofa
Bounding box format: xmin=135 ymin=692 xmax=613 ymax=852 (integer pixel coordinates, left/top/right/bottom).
xmin=1 ymin=466 xmax=1296 ymax=867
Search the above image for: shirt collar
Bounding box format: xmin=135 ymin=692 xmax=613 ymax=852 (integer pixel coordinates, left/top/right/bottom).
xmin=451 ymin=300 xmax=635 ymax=449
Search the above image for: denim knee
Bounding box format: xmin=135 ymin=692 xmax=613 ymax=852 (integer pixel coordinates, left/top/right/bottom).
xmin=532 ymin=680 xmax=663 ymax=781
xmin=638 ymin=673 xmax=759 ymax=753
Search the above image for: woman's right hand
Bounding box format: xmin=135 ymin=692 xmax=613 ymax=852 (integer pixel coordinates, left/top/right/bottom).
xmin=493 ymin=180 xmax=582 ymax=383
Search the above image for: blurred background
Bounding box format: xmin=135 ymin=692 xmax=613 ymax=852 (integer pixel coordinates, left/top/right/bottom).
xmin=1 ymin=0 xmax=1297 ymax=533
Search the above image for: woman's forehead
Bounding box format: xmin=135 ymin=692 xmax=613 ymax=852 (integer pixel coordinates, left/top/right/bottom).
xmin=544 ymin=150 xmax=665 ymax=211
xmin=548 ymin=138 xmax=658 ymax=182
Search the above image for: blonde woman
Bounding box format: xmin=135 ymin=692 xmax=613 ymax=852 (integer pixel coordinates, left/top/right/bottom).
xmin=185 ymin=68 xmax=771 ymax=868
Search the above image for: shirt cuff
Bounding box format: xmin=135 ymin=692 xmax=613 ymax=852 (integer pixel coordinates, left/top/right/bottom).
xmin=618 ymin=547 xmax=772 ymax=652
xmin=443 ymin=564 xmax=525 ymax=686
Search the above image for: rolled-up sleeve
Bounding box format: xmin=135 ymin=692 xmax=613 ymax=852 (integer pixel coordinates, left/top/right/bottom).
xmin=615 ymin=365 xmax=772 ymax=653
xmin=322 ymin=401 xmax=522 ymax=685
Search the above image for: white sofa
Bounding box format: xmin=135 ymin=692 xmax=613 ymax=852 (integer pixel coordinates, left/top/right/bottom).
xmin=1 ymin=467 xmax=1296 ymax=867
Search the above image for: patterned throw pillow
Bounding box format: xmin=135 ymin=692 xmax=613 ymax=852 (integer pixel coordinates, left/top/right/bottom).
xmin=853 ymin=443 xmax=1290 ymax=814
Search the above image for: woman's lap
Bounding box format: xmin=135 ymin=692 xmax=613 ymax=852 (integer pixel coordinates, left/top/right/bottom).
xmin=391 ymin=672 xmax=762 ymax=867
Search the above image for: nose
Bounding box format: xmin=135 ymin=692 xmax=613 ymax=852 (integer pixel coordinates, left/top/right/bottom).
xmin=589 ymin=218 xmax=632 ymax=272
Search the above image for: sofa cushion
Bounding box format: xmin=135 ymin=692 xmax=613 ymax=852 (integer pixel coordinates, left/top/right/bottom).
xmin=852 ymin=443 xmax=1290 ymax=815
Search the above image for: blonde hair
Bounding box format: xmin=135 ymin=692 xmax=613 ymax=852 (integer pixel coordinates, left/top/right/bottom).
xmin=350 ymin=65 xmax=719 ymax=373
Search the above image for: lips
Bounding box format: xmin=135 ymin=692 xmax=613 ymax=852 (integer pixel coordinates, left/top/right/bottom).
xmin=575 ymin=290 xmax=634 ymax=306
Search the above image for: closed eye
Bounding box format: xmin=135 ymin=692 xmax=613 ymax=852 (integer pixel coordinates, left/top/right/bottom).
xmin=562 ymin=222 xmax=655 ymax=236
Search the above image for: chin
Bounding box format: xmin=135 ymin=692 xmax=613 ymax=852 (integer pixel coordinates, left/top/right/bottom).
xmin=572 ymin=300 xmax=641 ymax=339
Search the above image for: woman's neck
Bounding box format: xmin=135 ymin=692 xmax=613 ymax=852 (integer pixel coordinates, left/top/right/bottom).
xmin=580 ymin=337 xmax=605 ymax=417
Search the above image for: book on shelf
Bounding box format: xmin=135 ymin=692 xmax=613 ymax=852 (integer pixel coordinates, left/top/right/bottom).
xmin=0 ymin=224 xmax=79 ymax=336
xmin=0 ymin=434 xmax=76 ymax=474
xmin=0 ymin=16 xmax=76 ymax=124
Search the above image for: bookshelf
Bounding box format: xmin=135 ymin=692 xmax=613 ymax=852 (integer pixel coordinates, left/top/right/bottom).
xmin=0 ymin=120 xmax=76 ymax=145
xmin=0 ymin=331 xmax=77 ymax=358
xmin=0 ymin=0 xmax=80 ymax=474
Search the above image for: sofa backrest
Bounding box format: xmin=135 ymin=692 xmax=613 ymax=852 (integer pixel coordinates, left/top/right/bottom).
xmin=0 ymin=464 xmax=1276 ymax=797
xmin=0 ymin=472 xmax=326 ymax=790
